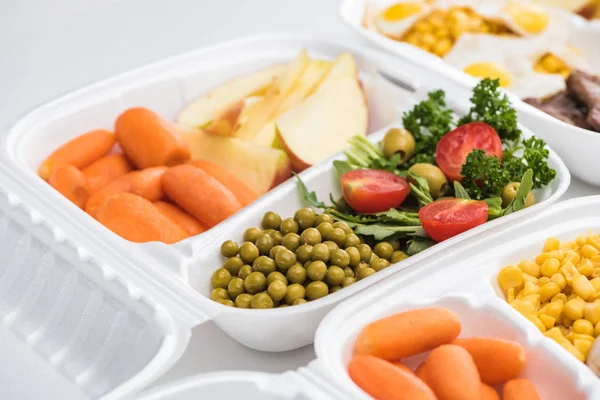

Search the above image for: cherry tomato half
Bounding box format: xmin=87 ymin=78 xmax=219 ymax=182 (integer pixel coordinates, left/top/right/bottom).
xmin=419 ymin=198 xmax=488 ymax=242
xmin=341 ymin=169 xmax=410 ymax=214
xmin=436 ymin=122 xmax=503 ymax=181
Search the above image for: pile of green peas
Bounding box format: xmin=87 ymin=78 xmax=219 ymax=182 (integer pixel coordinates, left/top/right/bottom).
xmin=209 ymin=208 xmax=409 ymax=309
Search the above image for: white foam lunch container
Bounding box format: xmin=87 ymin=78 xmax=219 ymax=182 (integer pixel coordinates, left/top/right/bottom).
xmin=340 ymin=0 xmax=600 ymax=187
xmin=0 ymin=35 xmax=569 ymax=398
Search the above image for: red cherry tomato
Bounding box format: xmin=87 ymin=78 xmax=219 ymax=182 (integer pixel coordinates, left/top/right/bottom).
xmin=419 ymin=198 xmax=488 ymax=242
xmin=341 ymin=169 xmax=410 ymax=214
xmin=436 ymin=122 xmax=503 ymax=181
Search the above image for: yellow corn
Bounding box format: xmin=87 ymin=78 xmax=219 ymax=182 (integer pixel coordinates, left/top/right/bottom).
xmin=563 ymin=251 xmax=581 ymax=266
xmin=581 ymin=244 xmax=600 ymax=259
xmin=562 ymin=317 xmax=574 ymax=327
xmin=574 ymin=339 xmax=593 ymax=359
xmin=573 ymin=319 xmax=594 ymax=335
xmin=538 ymin=277 xmax=551 ymax=286
xmin=591 ymin=292 xmax=600 ymax=302
xmin=551 ymin=293 xmax=567 ymax=303
xmin=577 ymin=258 xmax=594 ymax=277
xmin=551 ymin=273 xmax=567 ymax=290
xmin=591 ymin=277 xmax=600 ymax=292
xmin=595 ymin=322 xmax=600 ymax=337
xmin=545 ymin=301 xmax=564 ymax=320
xmin=558 ymin=325 xmax=571 ymax=336
xmin=522 ymin=294 xmax=540 ymax=308
xmin=518 ymin=260 xmax=541 ymax=278
xmin=432 ymin=38 xmax=452 ymax=57
xmin=543 ymin=237 xmax=560 ymax=252
xmin=588 ymin=236 xmax=600 ymax=251
xmin=564 ymin=298 xmax=585 ymax=320
xmin=576 ymin=235 xmax=589 ymax=247
xmin=539 ymin=314 xmax=556 ymax=330
xmin=571 ymin=333 xmax=595 ymax=343
xmin=560 ymin=241 xmax=577 ymax=251
xmin=516 ymin=290 xmax=525 ymax=300
xmin=539 ymin=282 xmax=561 ymax=302
xmin=497 ymin=266 xmax=523 ymax=291
xmin=506 ymin=287 xmax=515 ymax=303
xmin=522 ymin=273 xmax=538 ymax=285
xmin=541 ymin=258 xmax=560 ymax=277
xmin=592 ymin=267 xmax=600 ymax=278
xmin=527 ymin=314 xmax=546 ymax=332
xmin=414 ymin=21 xmax=432 ymax=33
xmin=584 ymin=302 xmax=600 ymax=325
xmin=572 ymin=275 xmax=595 ymax=300
xmin=536 ymin=251 xmax=563 ymax=265
xmin=560 ymin=262 xmax=579 ymax=284
xmin=523 ymin=281 xmax=540 ymax=296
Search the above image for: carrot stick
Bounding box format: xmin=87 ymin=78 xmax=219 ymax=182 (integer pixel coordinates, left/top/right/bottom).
xmin=354 ymin=308 xmax=462 ymax=360
xmin=391 ymin=361 xmax=415 ymax=376
xmin=115 ymin=107 xmax=190 ymax=169
xmin=48 ymin=165 xmax=90 ymax=209
xmin=96 ymin=193 xmax=188 ymax=243
xmin=130 ymin=166 xmax=168 ymax=202
xmin=85 ymin=173 xmax=136 ymax=219
xmin=154 ymin=201 xmax=205 ymax=236
xmin=38 ymin=129 xmax=115 ymax=180
xmin=415 ymin=363 xmax=428 ymax=381
xmin=161 ymin=164 xmax=242 ymax=228
xmin=187 ymin=159 xmax=259 ymax=206
xmin=502 ymin=379 xmax=540 ymax=400
xmin=82 ymin=153 xmax=132 ymax=194
xmin=348 ymin=355 xmax=436 ymax=400
xmin=480 ymin=383 xmax=500 ymax=400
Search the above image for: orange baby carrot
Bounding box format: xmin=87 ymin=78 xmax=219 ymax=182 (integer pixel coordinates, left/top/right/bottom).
xmin=85 ymin=173 xmax=136 ymax=219
xmin=354 ymin=308 xmax=461 ymax=360
xmin=154 ymin=201 xmax=205 ymax=236
xmin=348 ymin=355 xmax=437 ymax=400
xmin=82 ymin=153 xmax=132 ymax=194
xmin=480 ymin=383 xmax=500 ymax=400
xmin=130 ymin=166 xmax=168 ymax=202
xmin=38 ymin=129 xmax=115 ymax=180
xmin=453 ymin=338 xmax=527 ymax=385
xmin=96 ymin=193 xmax=188 ymax=243
xmin=48 ymin=165 xmax=90 ymax=209
xmin=421 ymin=344 xmax=480 ymax=400
xmin=115 ymin=107 xmax=190 ymax=169
xmin=187 ymin=159 xmax=259 ymax=206
xmin=502 ymin=379 xmax=540 ymax=400
xmin=391 ymin=361 xmax=415 ymax=376
xmin=161 ymin=164 xmax=242 ymax=228
xmin=415 ymin=363 xmax=428 ymax=381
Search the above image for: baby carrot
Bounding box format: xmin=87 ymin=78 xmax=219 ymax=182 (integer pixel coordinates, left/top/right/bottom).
xmin=85 ymin=173 xmax=136 ymax=218
xmin=96 ymin=193 xmax=188 ymax=243
xmin=115 ymin=107 xmax=190 ymax=169
xmin=502 ymin=379 xmax=540 ymax=400
xmin=348 ymin=355 xmax=437 ymax=400
xmin=82 ymin=153 xmax=132 ymax=194
xmin=161 ymin=164 xmax=242 ymax=228
xmin=48 ymin=165 xmax=90 ymax=209
xmin=453 ymin=337 xmax=527 ymax=385
xmin=153 ymin=201 xmax=205 ymax=236
xmin=187 ymin=159 xmax=259 ymax=206
xmin=480 ymin=383 xmax=500 ymax=400
xmin=38 ymin=129 xmax=115 ymax=180
xmin=391 ymin=361 xmax=414 ymax=376
xmin=130 ymin=166 xmax=168 ymax=202
xmin=415 ymin=363 xmax=428 ymax=381
xmin=421 ymin=344 xmax=480 ymax=400
xmin=354 ymin=308 xmax=462 ymax=360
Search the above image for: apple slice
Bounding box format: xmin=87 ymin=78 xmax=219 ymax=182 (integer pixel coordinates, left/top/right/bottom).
xmin=316 ymin=53 xmax=359 ymax=93
xmin=178 ymin=127 xmax=292 ymax=195
xmin=176 ymin=64 xmax=285 ymax=132
xmin=276 ymin=76 xmax=368 ymax=171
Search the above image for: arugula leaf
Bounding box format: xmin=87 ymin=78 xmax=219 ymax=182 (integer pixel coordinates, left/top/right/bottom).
xmin=484 ymin=197 xmax=503 ymax=219
xmin=453 ymin=181 xmax=471 ymax=200
xmin=328 ymin=208 xmax=421 ymax=226
xmin=503 ymin=169 xmax=534 ymax=216
xmin=407 ymin=172 xmax=433 ymax=207
xmin=407 ymin=237 xmax=436 ymax=255
xmin=354 ymin=224 xmax=422 ymax=241
xmin=333 ymin=160 xmax=353 ymax=178
xmin=296 ymin=175 xmax=327 ymax=209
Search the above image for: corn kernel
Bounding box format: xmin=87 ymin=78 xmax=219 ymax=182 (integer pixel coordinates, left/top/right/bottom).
xmin=573 ymin=319 xmax=594 ymax=335
xmin=539 ymin=282 xmax=561 ymax=302
xmin=595 ymin=322 xmax=600 ymax=337
xmin=590 ymin=277 xmax=600 ymax=292
xmin=545 ymin=301 xmax=564 ymax=320
xmin=518 ymin=260 xmax=540 ymax=278
xmin=576 ymin=235 xmax=588 ymax=247
xmin=539 ymin=314 xmax=556 ymax=329
xmin=538 ymin=277 xmax=551 ymax=286
xmin=591 ymin=293 xmax=600 ymax=302
xmin=404 ymin=33 xmax=420 ymax=46
xmin=560 ymin=241 xmax=577 ymax=251
xmin=419 ymin=33 xmax=436 ymax=50
xmin=498 ymin=266 xmax=523 ymax=291
xmin=432 ymin=38 xmax=452 ymax=56
xmin=433 ymin=26 xmax=450 ymax=39
xmin=541 ymin=258 xmax=560 ymax=277
xmin=560 ymin=262 xmax=579 ymax=284
xmin=414 ymin=20 xmax=433 ymax=33
xmin=563 ymin=251 xmax=581 ymax=266
xmin=581 ymin=244 xmax=600 ymax=259
xmin=536 ymin=251 xmax=562 ymax=265
xmin=542 ymin=237 xmax=559 ymax=252
xmin=522 ymin=273 xmax=538 ymax=285
xmin=577 ymin=259 xmax=594 ymax=277
xmin=516 ymin=290 xmax=525 ymax=300
xmin=523 ymin=281 xmax=539 ymax=296
xmin=558 ymin=325 xmax=571 ymax=336
xmin=527 ymin=314 xmax=546 ymax=332
xmin=574 ymin=339 xmax=593 ymax=359
xmin=573 ymin=275 xmax=595 ymax=300
xmin=564 ymin=298 xmax=585 ymax=320
xmin=551 ymin=293 xmax=567 ymax=303
xmin=562 ymin=317 xmax=574 ymax=327
xmin=545 ymin=326 xmax=565 ymax=340
xmin=572 ymin=333 xmax=595 ymax=342
xmin=551 ymin=273 xmax=567 ymax=290
xmin=517 ymin=301 xmax=536 ymax=316
xmin=592 ymin=267 xmax=600 ymax=278
xmin=584 ymin=302 xmax=600 ymax=325
xmin=588 ymin=236 xmax=600 ymax=251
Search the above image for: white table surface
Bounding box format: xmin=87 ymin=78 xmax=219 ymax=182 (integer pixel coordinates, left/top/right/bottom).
xmin=1 ymin=0 xmax=599 ymax=396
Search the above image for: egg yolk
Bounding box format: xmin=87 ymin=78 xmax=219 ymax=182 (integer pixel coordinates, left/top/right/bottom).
xmin=383 ymin=2 xmax=424 ymax=21
xmin=506 ymin=2 xmax=549 ymax=34
xmin=463 ymin=62 xmax=512 ymax=88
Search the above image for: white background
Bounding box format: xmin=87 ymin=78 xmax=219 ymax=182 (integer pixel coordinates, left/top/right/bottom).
xmin=0 ymin=0 xmax=597 ymax=395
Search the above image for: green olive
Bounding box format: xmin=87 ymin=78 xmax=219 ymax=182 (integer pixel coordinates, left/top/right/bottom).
xmin=282 ymin=233 xmax=301 ymax=252
xmin=267 ymin=280 xmax=288 ymax=302
xmin=210 ymin=288 xmax=230 ymax=301
xmin=224 ymin=257 xmax=244 ymax=276
xmin=357 ymin=267 xmax=376 ymax=280
xmin=218 ymin=299 xmax=235 ymax=307
xmin=262 ymin=211 xmax=282 ymax=230
xmin=238 ymin=264 xmax=252 ymax=279
xmin=252 ymin=256 xmax=276 ymax=275
xmin=501 ymin=182 xmax=535 ymax=208
xmin=239 ymin=242 xmax=260 ymax=264
xmin=311 ymin=243 xmax=330 ymax=263
xmin=279 ymin=304 xmax=290 ymax=308
xmin=267 ymin=271 xmax=288 ymax=285
xmin=374 ymin=242 xmax=394 ymax=261
xmin=243 ymin=227 xmax=262 ymax=243
xmin=332 ymin=221 xmax=352 ymax=235
xmin=293 ymin=298 xmax=308 ymax=306
xmin=296 ymin=244 xmax=314 ymax=263
xmin=244 ymin=272 xmax=267 ymax=294
xmin=275 ymin=248 xmax=297 ymax=269
xmin=285 ymin=283 xmax=306 ymax=304
xmin=326 ymin=266 xmax=346 ymax=286
xmin=251 ymin=292 xmax=274 ymax=309
xmin=235 ymin=293 xmax=253 ymax=308
xmin=269 ymin=245 xmax=286 ymax=259
xmin=220 ymin=240 xmax=239 ymax=257
xmin=300 ymin=228 xmax=322 ymax=246
xmin=211 ymin=268 xmax=232 ymax=289
xmin=329 ymin=228 xmax=347 ymax=247
xmin=408 ymin=163 xmax=448 ymax=199
xmin=269 ymin=230 xmax=283 ymax=246
xmin=382 ymin=127 xmax=416 ymax=163
xmin=322 ymin=240 xmax=339 ymax=253
xmin=344 ymin=267 xmax=355 ymax=277
xmin=346 ymin=247 xmax=361 ymax=267
xmin=391 ymin=250 xmax=409 ymax=264
xmin=357 ymin=244 xmax=372 ymax=263
xmin=306 ymin=281 xmax=329 ymax=300
xmin=255 ymin=234 xmax=275 ymax=256
xmin=342 ymin=276 xmax=356 ymax=287
xmin=330 ymin=285 xmax=343 ymax=294
xmin=286 ymin=264 xmax=307 ymax=284
xmin=330 ymin=249 xmax=350 ymax=267
xmin=317 ymin=222 xmax=334 ymax=240
xmin=371 ymin=258 xmax=390 ymax=272
xmin=280 ymin=217 xmax=299 ymax=235
xmin=294 ymin=208 xmax=316 ymax=230
xmin=314 ymin=213 xmax=333 ymax=226
xmin=227 ymin=277 xmax=246 ymax=299
xmin=307 ymin=260 xmax=328 ymax=281
xmin=343 ymin=234 xmax=361 ymax=248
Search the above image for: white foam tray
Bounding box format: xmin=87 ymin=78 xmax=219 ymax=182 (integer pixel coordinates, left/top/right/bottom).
xmin=137 ymin=196 xmax=600 ymax=400
xmin=340 ymin=0 xmax=600 ymax=187
xmin=0 ymin=35 xmax=569 ymax=398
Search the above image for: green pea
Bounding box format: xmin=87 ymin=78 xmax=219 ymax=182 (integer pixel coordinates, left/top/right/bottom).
xmin=244 ymin=272 xmax=267 ymax=294
xmin=342 ymin=276 xmax=357 ymax=287
xmin=330 ymin=249 xmax=350 ymax=267
xmin=267 ymin=271 xmax=288 ymax=285
xmin=322 ymin=240 xmax=339 ymax=253
xmin=243 ymin=227 xmax=262 ymax=243
xmin=300 ymin=228 xmax=322 ymax=246
xmin=267 ymin=280 xmax=288 ymax=302
xmin=326 ymin=266 xmax=345 ymax=286
xmin=344 ymin=267 xmax=355 ymax=277
xmin=262 ymin=211 xmax=282 ymax=230
xmin=251 ymin=292 xmax=274 ymax=309
xmin=316 ymin=222 xmax=334 ymax=241
xmin=211 ymin=268 xmax=232 ymax=289
xmin=374 ymin=242 xmax=394 ymax=261
xmin=220 ymin=240 xmax=239 ymax=257
xmin=343 ymin=234 xmax=361 ymax=248
xmin=280 ymin=218 xmax=299 ymax=235
xmin=307 ymin=261 xmax=328 ymax=281
xmin=252 ymin=256 xmax=276 ymax=275
xmin=332 ymin=221 xmax=352 ymax=235
xmin=255 ymin=234 xmax=275 ymax=256
xmin=282 ymin=233 xmax=301 ymax=252
xmin=275 ymin=248 xmax=297 ymax=269
xmin=357 ymin=267 xmax=376 ymax=280
xmin=329 ymin=228 xmax=347 ymax=247
xmin=371 ymin=258 xmax=390 ymax=272
xmin=286 ymin=264 xmax=307 ymax=284
xmin=269 ymin=245 xmax=286 ymax=259
xmin=296 ymin=244 xmax=314 ymax=263
xmin=346 ymin=247 xmax=361 ymax=267
xmin=210 ymin=288 xmax=230 ymax=301
xmin=314 ymin=213 xmax=333 ymax=226
xmin=292 ymin=298 xmax=308 ymax=306
xmin=369 ymin=252 xmax=379 ymax=264
xmin=306 ymin=281 xmax=329 ymax=300
xmin=238 ymin=264 xmax=252 ymax=279
xmin=391 ymin=251 xmax=409 ymax=264
xmin=354 ymin=262 xmax=370 ymax=273
xmin=239 ymin=242 xmax=260 ymax=264
xmin=218 ymin=299 xmax=235 ymax=307
xmin=285 ymin=283 xmax=306 ymax=304
xmin=235 ymin=293 xmax=253 ymax=308
xmin=311 ymin=243 xmax=330 ymax=263
xmin=227 ymin=277 xmax=245 ymax=299
xmin=224 ymin=257 xmax=244 ymax=276
xmin=330 ymin=285 xmax=343 ymax=294
xmin=269 ymin=230 xmax=283 ymax=246
xmin=357 ymin=244 xmax=372 ymax=263
xmin=294 ymin=208 xmax=316 ymax=230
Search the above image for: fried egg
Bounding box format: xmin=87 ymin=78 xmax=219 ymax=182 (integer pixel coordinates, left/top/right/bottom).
xmin=374 ymin=1 xmax=433 ymax=37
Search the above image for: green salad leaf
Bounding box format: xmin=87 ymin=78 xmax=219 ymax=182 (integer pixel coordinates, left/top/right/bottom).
xmin=503 ymin=169 xmax=534 ymax=216
xmin=407 ymin=172 xmax=433 ymax=207
xmin=296 ymin=174 xmax=328 ymax=210
xmin=453 ymin=181 xmax=471 ymax=200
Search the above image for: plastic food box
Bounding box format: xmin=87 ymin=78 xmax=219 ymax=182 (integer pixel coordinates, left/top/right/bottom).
xmin=0 ymin=35 xmax=569 ymax=399
xmin=340 ymin=0 xmax=600 ymax=187
xmin=138 ymin=196 xmax=600 ymax=400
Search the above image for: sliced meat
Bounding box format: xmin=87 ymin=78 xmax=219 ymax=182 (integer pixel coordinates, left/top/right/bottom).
xmin=525 ymin=92 xmax=591 ymax=130
xmin=588 ymin=107 xmax=600 ymax=131
xmin=567 ymin=70 xmax=600 ymax=109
